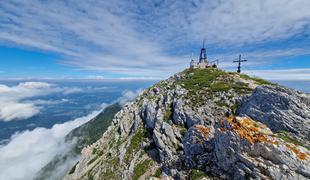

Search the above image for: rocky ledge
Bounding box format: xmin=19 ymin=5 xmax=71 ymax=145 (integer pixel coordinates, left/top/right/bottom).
xmin=64 ymin=68 xmax=310 ymax=180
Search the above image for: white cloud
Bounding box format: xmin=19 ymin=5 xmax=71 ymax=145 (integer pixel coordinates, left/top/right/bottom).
xmin=17 ymin=82 xmax=52 ymax=89
xmin=24 ymin=99 xmax=69 ymax=106
xmin=86 ymin=75 xmax=106 ymax=80
xmin=0 ymin=82 xmax=84 ymax=121
xmin=188 ymin=0 xmax=310 ymax=46
xmin=62 ymin=87 xmax=83 ymax=95
xmin=0 ymin=82 xmax=55 ymax=121
xmin=0 ymin=110 xmax=101 ymax=180
xmin=0 ymin=102 xmax=40 ymax=121
xmin=116 ymin=89 xmax=143 ymax=105
xmin=244 ymin=68 xmax=310 ymax=80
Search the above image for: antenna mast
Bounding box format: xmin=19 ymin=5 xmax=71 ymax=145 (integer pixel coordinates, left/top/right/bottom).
xmin=199 ymin=40 xmax=207 ymax=63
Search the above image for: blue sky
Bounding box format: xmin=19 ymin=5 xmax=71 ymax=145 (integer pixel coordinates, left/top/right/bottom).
xmin=0 ymin=0 xmax=310 ymax=80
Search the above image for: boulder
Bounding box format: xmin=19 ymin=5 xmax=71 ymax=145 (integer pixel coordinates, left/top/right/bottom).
xmin=238 ymin=85 xmax=310 ymax=141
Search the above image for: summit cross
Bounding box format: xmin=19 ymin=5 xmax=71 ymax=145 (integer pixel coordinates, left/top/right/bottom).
xmin=233 ymin=54 xmax=247 ymax=73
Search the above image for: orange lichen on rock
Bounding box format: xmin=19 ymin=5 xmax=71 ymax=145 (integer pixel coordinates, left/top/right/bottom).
xmin=222 ymin=115 xmax=309 ymax=161
xmin=286 ymin=144 xmax=308 ymax=160
xmin=224 ymin=116 xmax=272 ymax=145
xmin=195 ymin=125 xmax=210 ymax=139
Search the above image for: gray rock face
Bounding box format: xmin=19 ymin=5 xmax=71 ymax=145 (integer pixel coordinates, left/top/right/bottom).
xmin=183 ymin=125 xmax=214 ymax=156
xmin=238 ymin=85 xmax=310 ymax=141
xmin=142 ymin=100 xmax=159 ymax=129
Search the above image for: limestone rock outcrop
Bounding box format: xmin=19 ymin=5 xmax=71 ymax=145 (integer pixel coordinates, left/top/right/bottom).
xmin=64 ymin=68 xmax=310 ymax=180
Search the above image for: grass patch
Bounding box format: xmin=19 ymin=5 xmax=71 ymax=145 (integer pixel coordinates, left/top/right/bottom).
xmin=164 ymin=103 xmax=174 ymax=121
xmin=98 ymin=157 xmax=119 ymax=179
xmin=190 ymin=169 xmax=209 ymax=180
xmin=152 ymin=167 xmax=162 ymax=177
xmin=211 ymin=82 xmax=231 ymax=92
xmin=115 ymin=138 xmax=123 ymax=148
xmin=231 ymin=83 xmax=252 ymax=94
xmin=178 ymin=68 xmax=253 ymax=103
xmin=276 ymin=130 xmax=310 ymax=150
xmin=231 ymin=103 xmax=239 ymax=115
xmin=179 ymin=68 xmax=227 ymax=95
xmin=216 ymin=100 xmax=228 ymax=107
xmin=92 ymin=148 xmax=97 ymax=155
xmin=132 ymin=159 xmax=153 ymax=180
xmin=137 ymin=99 xmax=143 ymax=110
xmin=87 ymin=173 xmax=94 ymax=180
xmin=239 ymin=74 xmax=276 ymax=86
xmin=124 ymin=128 xmax=147 ymax=163
xmin=179 ymin=126 xmax=188 ymax=136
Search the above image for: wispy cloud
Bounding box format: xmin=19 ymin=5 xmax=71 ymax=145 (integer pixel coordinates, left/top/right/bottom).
xmin=0 ymin=0 xmax=309 ymax=77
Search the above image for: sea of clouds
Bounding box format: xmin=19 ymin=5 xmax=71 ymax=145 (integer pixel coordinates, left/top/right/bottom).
xmin=0 ymin=82 xmax=141 ymax=180
xmin=0 ymin=110 xmax=101 ymax=180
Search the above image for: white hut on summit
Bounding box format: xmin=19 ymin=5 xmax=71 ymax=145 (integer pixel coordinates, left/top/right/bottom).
xmin=189 ymin=41 xmax=209 ymax=69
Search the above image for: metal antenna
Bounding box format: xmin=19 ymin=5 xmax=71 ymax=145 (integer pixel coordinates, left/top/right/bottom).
xmin=199 ymin=40 xmax=207 ymax=63
xmin=233 ymin=54 xmax=247 ymax=73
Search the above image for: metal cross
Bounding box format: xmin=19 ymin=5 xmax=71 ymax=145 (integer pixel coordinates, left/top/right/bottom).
xmin=233 ymin=54 xmax=247 ymax=73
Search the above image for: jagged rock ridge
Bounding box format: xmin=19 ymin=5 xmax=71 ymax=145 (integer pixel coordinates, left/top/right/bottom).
xmin=65 ymin=68 xmax=310 ymax=180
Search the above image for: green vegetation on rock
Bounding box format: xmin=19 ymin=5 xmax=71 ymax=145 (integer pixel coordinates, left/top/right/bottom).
xmin=180 ymin=68 xmax=226 ymax=93
xmin=164 ymin=103 xmax=174 ymax=121
xmin=231 ymin=103 xmax=239 ymax=115
xmin=132 ymin=159 xmax=153 ymax=180
xmin=152 ymin=167 xmax=162 ymax=178
xmin=276 ymin=130 xmax=310 ymax=150
xmin=239 ymin=74 xmax=276 ymax=86
xmin=179 ymin=68 xmax=253 ymax=100
xmin=99 ymin=157 xmax=119 ymax=180
xmin=190 ymin=169 xmax=210 ymax=180
xmin=124 ymin=128 xmax=147 ymax=163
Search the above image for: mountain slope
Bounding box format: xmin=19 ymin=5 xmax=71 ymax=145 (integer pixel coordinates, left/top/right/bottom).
xmin=65 ymin=67 xmax=310 ymax=180
xmin=35 ymin=103 xmax=121 ymax=180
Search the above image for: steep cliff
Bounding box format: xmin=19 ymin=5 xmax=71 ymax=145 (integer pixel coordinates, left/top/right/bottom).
xmin=65 ymin=68 xmax=310 ymax=180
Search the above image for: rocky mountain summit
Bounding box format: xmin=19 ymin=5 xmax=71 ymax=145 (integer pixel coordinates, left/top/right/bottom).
xmin=65 ymin=68 xmax=310 ymax=180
